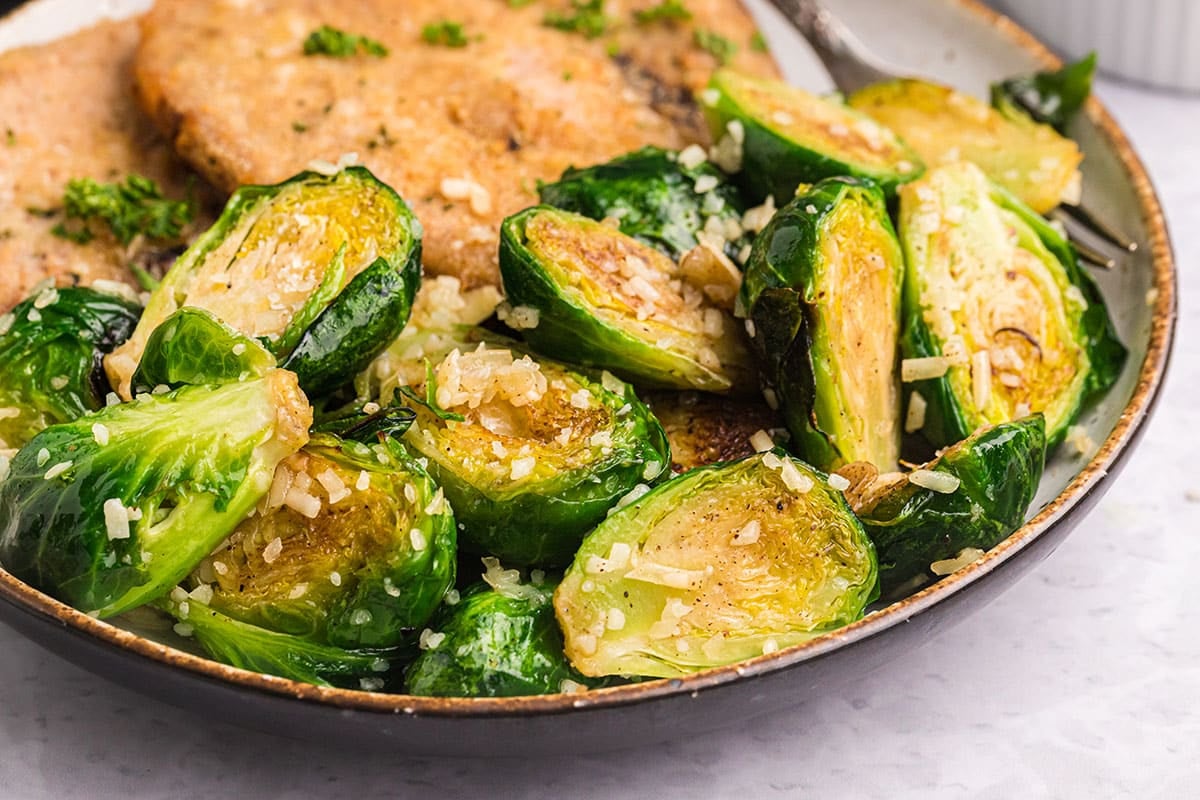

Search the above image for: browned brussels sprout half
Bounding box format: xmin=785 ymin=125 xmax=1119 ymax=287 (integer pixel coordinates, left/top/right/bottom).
xmin=499 ymin=206 xmax=752 ymax=392
xmin=848 ymin=79 xmax=1082 ymax=214
xmin=555 ymin=451 xmax=877 ymax=678
xmin=896 ymin=162 xmax=1125 ymax=448
xmin=700 ymin=68 xmax=924 ymax=203
xmin=740 ymin=177 xmax=904 ymax=472
xmin=106 ymin=166 xmax=421 ymax=398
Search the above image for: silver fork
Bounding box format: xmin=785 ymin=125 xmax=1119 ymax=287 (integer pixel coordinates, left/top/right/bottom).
xmin=768 ymin=0 xmax=1137 ymax=268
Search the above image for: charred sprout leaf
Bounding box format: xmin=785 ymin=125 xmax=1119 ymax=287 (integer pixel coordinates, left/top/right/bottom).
xmin=303 ymin=25 xmax=389 ymax=57
xmin=853 ymin=415 xmax=1046 ymax=597
xmin=374 ymin=329 xmax=670 ymax=566
xmin=499 ymin=206 xmax=753 ymax=392
xmin=702 ymin=69 xmax=924 ymax=203
xmin=0 ymin=372 xmax=311 ymax=617
xmin=107 ymin=167 xmax=421 ymax=399
xmin=131 ymin=307 xmax=275 ymax=392
xmin=192 ymin=434 xmax=455 ymax=650
xmin=634 ymin=0 xmax=692 ymax=25
xmin=542 ymin=0 xmax=610 ymax=39
xmin=406 ymin=574 xmax=594 ymax=697
xmin=0 ymin=285 xmax=141 ymax=449
xmin=897 ymin=162 xmax=1125 ymax=448
xmin=311 ymin=399 xmax=415 ymax=443
xmin=161 ymin=595 xmax=400 ymax=690
xmin=848 ymin=79 xmax=1082 ymax=214
xmin=555 ymin=450 xmax=877 ymax=678
xmin=991 ymin=53 xmax=1096 ymax=133
xmin=537 ymin=145 xmax=750 ymax=261
xmin=740 ymin=177 xmax=904 ymax=471
xmin=50 ymin=174 xmax=194 ymax=246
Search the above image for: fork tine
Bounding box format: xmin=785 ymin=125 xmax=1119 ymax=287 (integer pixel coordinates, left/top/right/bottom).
xmin=767 ymin=0 xmax=899 ymax=93
xmin=1070 ymin=236 xmax=1117 ymax=270
xmin=1051 ymin=204 xmax=1139 ymax=253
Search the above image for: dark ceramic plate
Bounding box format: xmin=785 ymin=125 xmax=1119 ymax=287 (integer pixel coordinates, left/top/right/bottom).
xmin=0 ymin=0 xmax=1176 ymax=755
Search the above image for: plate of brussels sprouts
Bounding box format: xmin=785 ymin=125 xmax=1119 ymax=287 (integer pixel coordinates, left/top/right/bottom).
xmin=0 ymin=0 xmax=1175 ymax=754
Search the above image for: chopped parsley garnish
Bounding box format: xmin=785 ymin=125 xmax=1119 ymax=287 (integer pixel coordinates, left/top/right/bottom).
xmin=291 ymin=121 xmax=309 ymax=133
xmin=49 ymin=175 xmax=194 ymax=246
xmin=302 ymin=25 xmax=389 ymax=58
xmin=634 ymin=0 xmax=691 ymax=25
xmin=366 ymin=124 xmax=397 ymax=150
xmin=543 ymin=0 xmax=610 ymax=39
xmin=4 ymin=128 xmax=14 ymax=146
xmin=508 ymin=0 xmax=537 ymax=7
xmin=750 ymin=31 xmax=769 ymax=53
xmin=694 ymin=29 xmax=736 ymax=65
xmin=421 ymin=20 xmax=473 ymax=48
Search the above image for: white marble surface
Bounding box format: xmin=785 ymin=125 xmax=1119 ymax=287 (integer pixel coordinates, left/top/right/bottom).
xmin=0 ymin=79 xmax=1196 ymax=800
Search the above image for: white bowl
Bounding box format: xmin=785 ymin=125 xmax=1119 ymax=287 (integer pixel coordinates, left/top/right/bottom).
xmin=991 ymin=0 xmax=1200 ymax=93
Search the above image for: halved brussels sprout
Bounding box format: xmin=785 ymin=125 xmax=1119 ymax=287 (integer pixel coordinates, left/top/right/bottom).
xmin=190 ymin=434 xmax=455 ymax=650
xmin=132 ymin=307 xmax=275 ymax=391
xmin=645 ymin=391 xmax=782 ymax=474
xmin=160 ymin=593 xmax=400 ymax=690
xmin=700 ymin=68 xmax=924 ymax=203
xmin=990 ymin=53 xmax=1096 ymax=133
xmin=406 ymin=566 xmax=591 ymax=697
xmin=897 ymin=162 xmax=1125 ymax=447
xmin=106 ymin=166 xmax=421 ymax=398
xmin=741 ymin=177 xmax=904 ymax=472
xmin=555 ymin=450 xmax=877 ymax=678
xmin=846 ymin=415 xmax=1046 ymax=597
xmin=499 ymin=206 xmax=752 ymax=392
xmin=848 ymin=79 xmax=1082 ymax=214
xmin=537 ymin=145 xmax=750 ymax=261
xmin=0 ymin=371 xmax=311 ymax=617
xmin=0 ymin=285 xmax=141 ymax=450
xmin=372 ymin=328 xmax=670 ymax=566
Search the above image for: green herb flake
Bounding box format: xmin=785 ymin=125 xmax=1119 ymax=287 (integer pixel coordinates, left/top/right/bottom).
xmin=366 ymin=124 xmax=397 ymax=150
xmin=4 ymin=128 xmax=14 ymax=146
xmin=302 ymin=25 xmax=389 ymax=58
xmin=508 ymin=0 xmax=537 ymax=7
xmin=421 ymin=20 xmax=473 ymax=48
xmin=543 ymin=0 xmax=610 ymax=39
xmin=49 ymin=175 xmax=194 ymax=247
xmin=291 ymin=121 xmax=309 ymax=133
xmin=694 ymin=29 xmax=736 ymax=65
xmin=750 ymin=31 xmax=768 ymax=53
xmin=634 ymin=0 xmax=691 ymax=25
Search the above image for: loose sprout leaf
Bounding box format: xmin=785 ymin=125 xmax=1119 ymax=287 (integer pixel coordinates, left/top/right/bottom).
xmin=848 ymin=79 xmax=1082 ymax=214
xmin=896 ymin=162 xmax=1125 ymax=447
xmin=853 ymin=415 xmax=1047 ymax=597
xmin=132 ymin=307 xmax=275 ymax=392
xmin=537 ymin=145 xmax=750 ymax=261
xmin=302 ymin=25 xmax=389 ymax=57
xmin=701 ymin=69 xmax=924 ymax=203
xmin=106 ymin=166 xmax=421 ymax=400
xmin=311 ymin=400 xmax=416 ymax=443
xmin=991 ymin=53 xmax=1096 ymax=133
xmin=740 ymin=177 xmax=904 ymax=471
xmin=50 ymin=174 xmax=194 ymax=246
xmin=499 ymin=205 xmax=753 ymax=392
xmin=405 ymin=577 xmax=596 ymax=697
xmin=0 ymin=286 xmax=141 ymax=449
xmin=0 ymin=372 xmax=311 ymax=617
xmin=161 ymin=596 xmax=401 ymax=689
xmin=398 ymin=359 xmax=466 ymax=422
xmin=554 ymin=451 xmax=877 ymax=678
xmin=193 ymin=434 xmax=455 ymax=650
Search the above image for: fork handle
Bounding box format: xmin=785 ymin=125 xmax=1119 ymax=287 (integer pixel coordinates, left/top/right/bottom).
xmin=767 ymin=0 xmax=898 ymax=93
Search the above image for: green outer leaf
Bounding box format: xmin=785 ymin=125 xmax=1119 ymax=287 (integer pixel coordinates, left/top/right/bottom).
xmin=0 ymin=286 xmax=141 ymax=449
xmin=739 ymin=177 xmax=903 ymax=470
xmin=0 ymin=374 xmax=308 ymax=616
xmin=860 ymin=415 xmax=1047 ymax=597
xmin=498 ymin=206 xmax=738 ymax=391
xmin=131 ymin=307 xmax=275 ymax=391
xmin=554 ymin=450 xmax=878 ymax=678
xmin=990 ymin=53 xmax=1096 ymax=132
xmin=898 ymin=169 xmax=1126 ymax=448
xmin=537 ymin=145 xmax=749 ymax=261
xmin=161 ymin=597 xmax=401 ymax=690
xmin=702 ymin=69 xmax=924 ymax=204
xmin=403 ymin=339 xmax=671 ymax=567
xmin=282 ymin=251 xmax=421 ymax=396
xmin=405 ymin=579 xmax=595 ymax=697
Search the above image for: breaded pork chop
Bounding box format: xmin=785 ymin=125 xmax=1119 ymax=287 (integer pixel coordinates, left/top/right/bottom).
xmin=0 ymin=19 xmax=210 ymax=310
xmin=134 ymin=0 xmax=776 ymax=289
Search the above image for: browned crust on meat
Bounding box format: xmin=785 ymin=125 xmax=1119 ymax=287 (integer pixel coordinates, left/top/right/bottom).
xmin=133 ymin=0 xmax=777 ymax=289
xmin=0 ymin=19 xmax=214 ymax=310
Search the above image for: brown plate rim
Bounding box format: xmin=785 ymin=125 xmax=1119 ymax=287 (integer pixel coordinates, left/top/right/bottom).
xmin=0 ymin=0 xmax=1179 ymax=719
